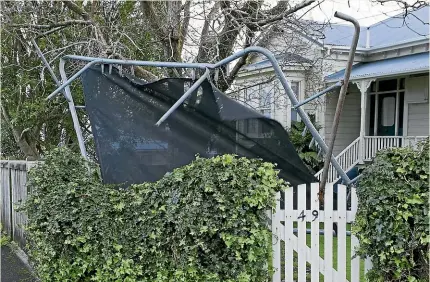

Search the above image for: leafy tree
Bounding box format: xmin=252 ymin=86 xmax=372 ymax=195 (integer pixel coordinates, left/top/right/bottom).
xmin=1 ymin=1 xmax=157 ymax=159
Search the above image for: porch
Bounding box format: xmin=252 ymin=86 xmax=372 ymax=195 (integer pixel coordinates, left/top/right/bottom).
xmin=318 ymin=53 xmax=429 ymax=182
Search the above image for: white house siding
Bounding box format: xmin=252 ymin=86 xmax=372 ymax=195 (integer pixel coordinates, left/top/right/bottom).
xmin=408 ymin=103 xmax=429 ymax=136
xmin=405 ymin=75 xmax=429 ymax=136
xmin=233 ymin=69 xmax=307 ymax=129
xmin=324 ymin=83 xmax=361 ymax=155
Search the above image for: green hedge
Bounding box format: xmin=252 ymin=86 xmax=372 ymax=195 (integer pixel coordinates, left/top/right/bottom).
xmin=354 ymin=140 xmax=429 ymax=282
xmin=21 ymin=148 xmax=287 ymax=281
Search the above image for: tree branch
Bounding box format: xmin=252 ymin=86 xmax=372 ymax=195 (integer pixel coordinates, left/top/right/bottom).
xmin=254 ymin=0 xmax=316 ymax=27
xmin=62 ymin=1 xmax=91 ymax=21
xmin=179 ymin=0 xmax=191 ymax=53
xmin=9 ymin=20 xmax=91 ymax=29
xmin=62 ymin=1 xmax=108 ymax=47
xmin=220 ymin=28 xmax=255 ymax=91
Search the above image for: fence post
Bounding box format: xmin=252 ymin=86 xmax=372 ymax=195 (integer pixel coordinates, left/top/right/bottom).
xmin=272 ymin=192 xmax=282 ymax=282
xmin=1 ymin=162 xmax=12 ymax=238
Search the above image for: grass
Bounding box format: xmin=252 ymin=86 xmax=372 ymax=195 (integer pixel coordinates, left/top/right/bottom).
xmin=279 ymin=223 xmax=366 ymax=281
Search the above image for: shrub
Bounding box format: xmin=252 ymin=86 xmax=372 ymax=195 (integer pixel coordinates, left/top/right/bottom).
xmin=21 ymin=148 xmax=287 ymax=281
xmin=353 ymin=140 xmax=429 ymax=282
xmin=287 ymin=117 xmax=323 ymax=173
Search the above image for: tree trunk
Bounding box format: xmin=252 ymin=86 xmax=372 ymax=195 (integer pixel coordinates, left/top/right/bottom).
xmin=1 ymin=104 xmax=39 ymax=160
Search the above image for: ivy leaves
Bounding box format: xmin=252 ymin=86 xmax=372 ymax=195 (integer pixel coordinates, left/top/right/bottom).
xmin=354 ymin=139 xmax=429 ymax=282
xmin=22 ymin=148 xmax=287 ymax=281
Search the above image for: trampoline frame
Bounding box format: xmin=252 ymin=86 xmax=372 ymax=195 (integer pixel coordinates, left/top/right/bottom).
xmin=34 ymin=12 xmax=360 ymax=185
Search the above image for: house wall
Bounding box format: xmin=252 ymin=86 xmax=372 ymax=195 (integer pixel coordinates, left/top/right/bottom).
xmin=324 ymin=83 xmax=361 ymax=155
xmin=405 ymin=75 xmax=429 ymax=136
xmin=233 ymin=69 xmax=307 ymax=129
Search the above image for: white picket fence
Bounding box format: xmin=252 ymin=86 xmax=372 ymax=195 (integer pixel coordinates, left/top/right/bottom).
xmin=271 ymin=183 xmax=372 ymax=282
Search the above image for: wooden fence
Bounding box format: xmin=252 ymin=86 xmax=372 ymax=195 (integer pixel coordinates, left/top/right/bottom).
xmin=0 ymin=160 xmax=37 ymax=249
xmin=272 ymin=183 xmax=372 ymax=282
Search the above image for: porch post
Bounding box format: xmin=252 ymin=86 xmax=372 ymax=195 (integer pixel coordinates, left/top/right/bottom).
xmin=355 ymin=79 xmax=373 ymax=164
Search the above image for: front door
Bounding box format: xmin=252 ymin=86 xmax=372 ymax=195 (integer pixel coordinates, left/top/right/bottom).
xmin=369 ymin=92 xmax=404 ymax=136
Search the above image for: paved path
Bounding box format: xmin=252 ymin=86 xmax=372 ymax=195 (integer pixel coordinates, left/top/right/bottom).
xmin=1 ymin=245 xmax=36 ymax=282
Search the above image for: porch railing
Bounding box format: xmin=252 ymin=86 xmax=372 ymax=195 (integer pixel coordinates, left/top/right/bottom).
xmin=363 ymin=136 xmax=428 ymax=161
xmin=315 ymin=137 xmax=361 ymax=183
xmin=315 ymin=136 xmax=428 ymax=183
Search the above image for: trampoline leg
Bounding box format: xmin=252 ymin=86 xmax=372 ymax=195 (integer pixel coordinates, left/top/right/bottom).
xmin=59 ymin=59 xmax=88 ymax=159
xmin=33 ymin=38 xmax=88 ymax=160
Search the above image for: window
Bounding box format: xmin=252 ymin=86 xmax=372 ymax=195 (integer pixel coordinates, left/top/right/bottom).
xmin=290 ymin=81 xmax=299 ymax=97
xmin=247 ymin=119 xmax=258 ymax=134
xmin=382 ymin=96 xmax=395 ymax=126
xmin=290 ymin=81 xmax=300 ymax=122
xmin=259 ymin=91 xmax=272 ymax=109
xmin=378 ymin=79 xmax=397 ymax=92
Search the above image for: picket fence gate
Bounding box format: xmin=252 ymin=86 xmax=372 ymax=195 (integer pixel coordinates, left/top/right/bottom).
xmin=272 ymin=183 xmax=372 ymax=282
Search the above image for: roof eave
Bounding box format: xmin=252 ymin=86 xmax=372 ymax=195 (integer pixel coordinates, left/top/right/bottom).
xmin=326 ymin=36 xmax=429 ymax=54
xmin=325 ymin=68 xmax=429 ymax=83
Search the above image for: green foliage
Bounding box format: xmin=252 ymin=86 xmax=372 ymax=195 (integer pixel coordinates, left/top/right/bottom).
xmin=353 ymin=139 xmax=429 ymax=282
xmin=287 ymin=117 xmax=323 ymax=173
xmin=21 ymin=148 xmax=287 ymax=281
xmin=0 ymin=223 xmax=10 ymax=246
xmin=1 ymin=1 xmax=159 ymax=159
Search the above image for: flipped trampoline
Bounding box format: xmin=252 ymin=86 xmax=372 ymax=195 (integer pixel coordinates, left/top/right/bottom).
xmin=80 ymin=66 xmax=316 ymax=185
xmin=40 ymin=16 xmax=360 ymax=186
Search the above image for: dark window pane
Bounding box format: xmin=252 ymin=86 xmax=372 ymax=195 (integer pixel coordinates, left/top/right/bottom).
xmin=378 ymin=79 xmax=397 ymax=92
xmin=261 ymin=121 xmax=272 ymax=134
xmin=398 ymin=92 xmax=404 ymax=135
xmin=247 ymin=119 xmax=258 ymax=134
xmin=400 ymin=78 xmax=405 ymax=90
xmin=370 ymin=81 xmax=376 ymax=92
xmin=369 ymin=95 xmax=375 ymax=136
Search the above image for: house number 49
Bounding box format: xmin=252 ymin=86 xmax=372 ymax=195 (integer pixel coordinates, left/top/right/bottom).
xmin=297 ymin=210 xmax=319 ymax=222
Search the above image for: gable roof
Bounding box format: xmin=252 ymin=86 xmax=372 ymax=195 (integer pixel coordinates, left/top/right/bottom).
xmin=321 ymin=24 xmax=368 ymax=47
xmin=322 ymin=5 xmax=429 ymax=48
xmin=368 ymin=6 xmax=429 ymax=48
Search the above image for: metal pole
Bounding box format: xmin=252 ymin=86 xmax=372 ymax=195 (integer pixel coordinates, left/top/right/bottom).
xmin=47 ymin=60 xmax=101 ymax=100
xmin=59 ymin=59 xmax=88 ymax=159
xmin=155 ymin=68 xmax=210 ymax=126
xmin=31 ymin=38 xmax=62 ymax=87
xmin=320 ymin=12 xmax=361 ymax=195
xmin=294 ymin=81 xmax=342 ymax=109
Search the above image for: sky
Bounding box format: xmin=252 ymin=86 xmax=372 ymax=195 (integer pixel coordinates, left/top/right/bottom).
xmin=297 ymin=0 xmax=420 ymax=26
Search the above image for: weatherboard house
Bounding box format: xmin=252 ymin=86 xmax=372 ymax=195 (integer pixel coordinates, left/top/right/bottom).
xmin=234 ymin=6 xmax=429 ymax=182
